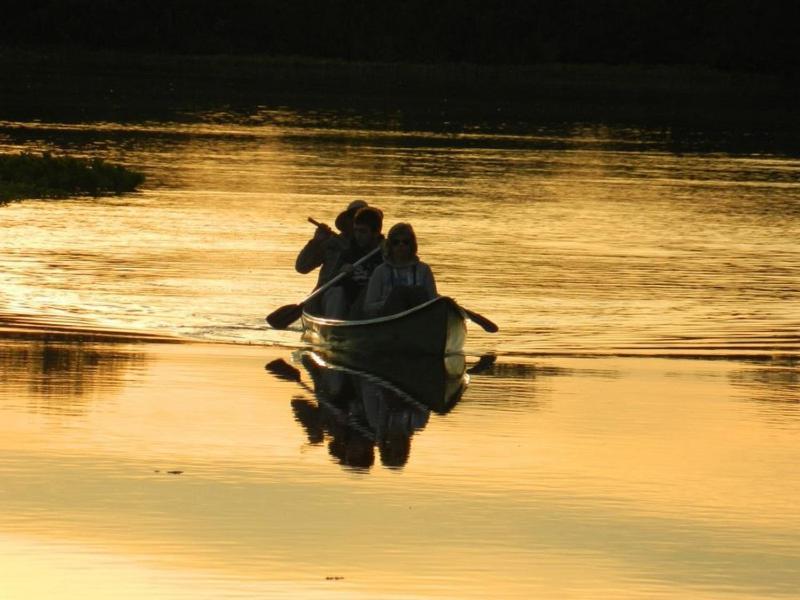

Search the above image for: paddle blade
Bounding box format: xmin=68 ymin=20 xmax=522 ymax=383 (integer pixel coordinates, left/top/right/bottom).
xmin=467 ymin=353 xmax=497 ymax=374
xmin=266 ymin=303 xmax=303 ymax=329
xmin=265 ymin=358 xmax=302 ymax=382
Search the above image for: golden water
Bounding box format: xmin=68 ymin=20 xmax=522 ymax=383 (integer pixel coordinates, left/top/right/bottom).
xmin=1 ymin=111 xmax=799 ymax=598
xmin=2 ymin=116 xmax=798 ymax=355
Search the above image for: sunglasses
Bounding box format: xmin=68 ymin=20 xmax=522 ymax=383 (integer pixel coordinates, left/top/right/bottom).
xmin=390 ymin=238 xmax=412 ymax=247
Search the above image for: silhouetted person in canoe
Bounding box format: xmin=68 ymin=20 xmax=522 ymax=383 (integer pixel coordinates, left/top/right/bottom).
xmin=328 ymin=425 xmax=376 ymax=470
xmin=296 ymin=352 xmax=376 ymax=470
xmin=358 ymin=376 xmax=429 ymax=468
xmin=364 ymin=223 xmax=437 ymax=317
xmin=322 ymin=206 xmax=385 ymax=319
xmin=295 ymin=199 xmax=367 ymax=314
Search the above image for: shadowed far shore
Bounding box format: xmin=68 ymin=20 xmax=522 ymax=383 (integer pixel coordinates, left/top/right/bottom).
xmin=1 ymin=49 xmax=797 ymax=128
xmin=0 ymin=312 xmax=183 ymax=344
xmin=2 ymin=1 xmax=798 ymax=74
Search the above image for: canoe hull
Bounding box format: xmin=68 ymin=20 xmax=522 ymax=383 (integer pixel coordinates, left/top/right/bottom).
xmin=301 ymin=296 xmax=466 ymax=356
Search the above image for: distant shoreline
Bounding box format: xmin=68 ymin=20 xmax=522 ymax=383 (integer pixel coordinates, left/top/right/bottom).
xmin=1 ymin=48 xmax=796 ymax=123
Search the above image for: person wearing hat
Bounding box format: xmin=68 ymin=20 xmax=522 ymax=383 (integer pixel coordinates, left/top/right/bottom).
xmin=334 ymin=199 xmax=368 ymax=235
xmin=295 ymin=199 xmax=368 ymax=314
xmin=321 ymin=206 xmax=385 ymax=319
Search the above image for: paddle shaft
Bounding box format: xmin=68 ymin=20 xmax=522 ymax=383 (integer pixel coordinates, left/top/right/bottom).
xmin=269 ymin=219 xmax=498 ymax=332
xmin=306 ymin=219 xmax=496 ymax=331
xmin=266 ymin=243 xmax=383 ymax=328
xmin=299 ymin=244 xmax=381 ymax=306
xmin=461 ymin=306 xmax=499 ymax=333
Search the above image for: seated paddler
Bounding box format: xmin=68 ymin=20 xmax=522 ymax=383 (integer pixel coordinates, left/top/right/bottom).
xmin=295 ymin=199 xmax=368 ymax=314
xmin=363 ymin=222 xmax=438 ymax=317
xmin=320 ymin=206 xmax=385 ymax=319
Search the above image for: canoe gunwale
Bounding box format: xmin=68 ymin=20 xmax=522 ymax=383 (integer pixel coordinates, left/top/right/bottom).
xmin=301 ymin=296 xmax=467 ymax=356
xmin=301 ymin=296 xmax=460 ymax=328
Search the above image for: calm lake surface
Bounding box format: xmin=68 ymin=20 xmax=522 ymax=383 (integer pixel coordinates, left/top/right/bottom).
xmin=1 ymin=95 xmax=799 ymax=598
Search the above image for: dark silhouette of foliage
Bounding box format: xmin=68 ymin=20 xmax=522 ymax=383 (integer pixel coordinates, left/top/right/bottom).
xmin=1 ymin=0 xmax=797 ymax=73
xmin=0 ymin=152 xmax=145 ymax=203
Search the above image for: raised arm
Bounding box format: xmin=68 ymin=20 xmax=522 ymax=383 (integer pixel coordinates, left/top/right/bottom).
xmin=295 ymin=238 xmax=325 ymax=273
xmin=295 ymin=224 xmax=335 ymax=274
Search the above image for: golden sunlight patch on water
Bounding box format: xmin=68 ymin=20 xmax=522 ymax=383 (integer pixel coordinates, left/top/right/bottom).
xmin=414 ymin=357 xmax=800 ymax=527
xmin=3 ymin=121 xmax=800 ymax=354
xmin=0 ymin=535 xmax=363 ymax=600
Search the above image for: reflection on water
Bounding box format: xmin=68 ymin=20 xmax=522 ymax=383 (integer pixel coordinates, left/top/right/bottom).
xmin=267 ymin=351 xmax=469 ymax=470
xmin=0 ymin=341 xmax=146 ymax=414
xmin=1 ymin=342 xmax=800 ymax=598
xmin=730 ymin=358 xmax=800 ymax=425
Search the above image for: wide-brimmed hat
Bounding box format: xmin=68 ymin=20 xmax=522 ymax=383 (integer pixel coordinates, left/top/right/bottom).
xmin=353 ymin=206 xmax=383 ymax=233
xmin=335 ymin=199 xmax=368 ymax=232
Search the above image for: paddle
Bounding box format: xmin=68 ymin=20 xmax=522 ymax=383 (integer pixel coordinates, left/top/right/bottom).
xmin=467 ymin=353 xmax=497 ymax=374
xmin=462 ymin=306 xmax=499 ymax=333
xmin=307 ymin=216 xmax=331 ymax=231
xmin=265 ymin=358 xmax=303 ymax=382
xmin=266 ymin=245 xmax=382 ymax=329
xmin=449 ymin=300 xmax=498 ymax=333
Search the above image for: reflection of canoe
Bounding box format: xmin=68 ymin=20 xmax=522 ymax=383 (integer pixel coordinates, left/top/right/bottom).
xmin=301 ymin=350 xmax=469 ymax=415
xmin=301 ymin=296 xmax=466 ymax=355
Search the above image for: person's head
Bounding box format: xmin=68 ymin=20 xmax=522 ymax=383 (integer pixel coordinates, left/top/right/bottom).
xmin=329 ymin=431 xmax=375 ymax=470
xmin=352 ymin=206 xmax=383 ymax=249
xmin=379 ymin=434 xmax=411 ymax=468
xmin=335 ymin=199 xmax=368 ymax=235
xmin=385 ymin=222 xmax=418 ymax=263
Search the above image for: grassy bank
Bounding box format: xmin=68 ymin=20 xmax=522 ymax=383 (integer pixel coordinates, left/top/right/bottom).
xmin=0 ymin=152 xmax=145 ymax=203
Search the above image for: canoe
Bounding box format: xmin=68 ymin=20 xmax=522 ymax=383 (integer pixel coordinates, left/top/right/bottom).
xmin=301 ymin=296 xmax=467 ymax=356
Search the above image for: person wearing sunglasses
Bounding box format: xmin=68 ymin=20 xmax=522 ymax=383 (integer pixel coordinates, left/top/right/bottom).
xmin=363 ymin=222 xmax=438 ymax=317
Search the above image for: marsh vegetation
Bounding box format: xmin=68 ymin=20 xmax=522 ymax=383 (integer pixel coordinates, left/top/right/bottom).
xmin=0 ymin=152 xmax=144 ymax=203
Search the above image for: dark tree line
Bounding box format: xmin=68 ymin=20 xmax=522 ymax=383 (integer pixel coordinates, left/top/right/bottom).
xmin=2 ymin=0 xmax=797 ymax=72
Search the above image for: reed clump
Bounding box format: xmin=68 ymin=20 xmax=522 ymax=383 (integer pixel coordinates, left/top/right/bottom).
xmin=0 ymin=152 xmax=145 ymax=203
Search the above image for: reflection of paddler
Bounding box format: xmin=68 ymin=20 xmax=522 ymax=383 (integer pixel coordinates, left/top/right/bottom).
xmin=299 ymin=352 xmax=376 ymax=470
xmin=268 ymin=356 xmax=374 ymax=469
xmin=290 ymin=396 xmax=324 ymax=444
xmin=327 ymin=426 xmax=375 ymax=469
xmin=301 ymin=350 xmax=441 ymax=469
xmin=300 ymin=349 xmax=350 ymax=401
xmin=267 ymin=352 xmax=480 ymax=472
xmin=359 ymin=376 xmax=429 ymax=468
xmin=290 ymin=396 xmax=375 ymax=469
